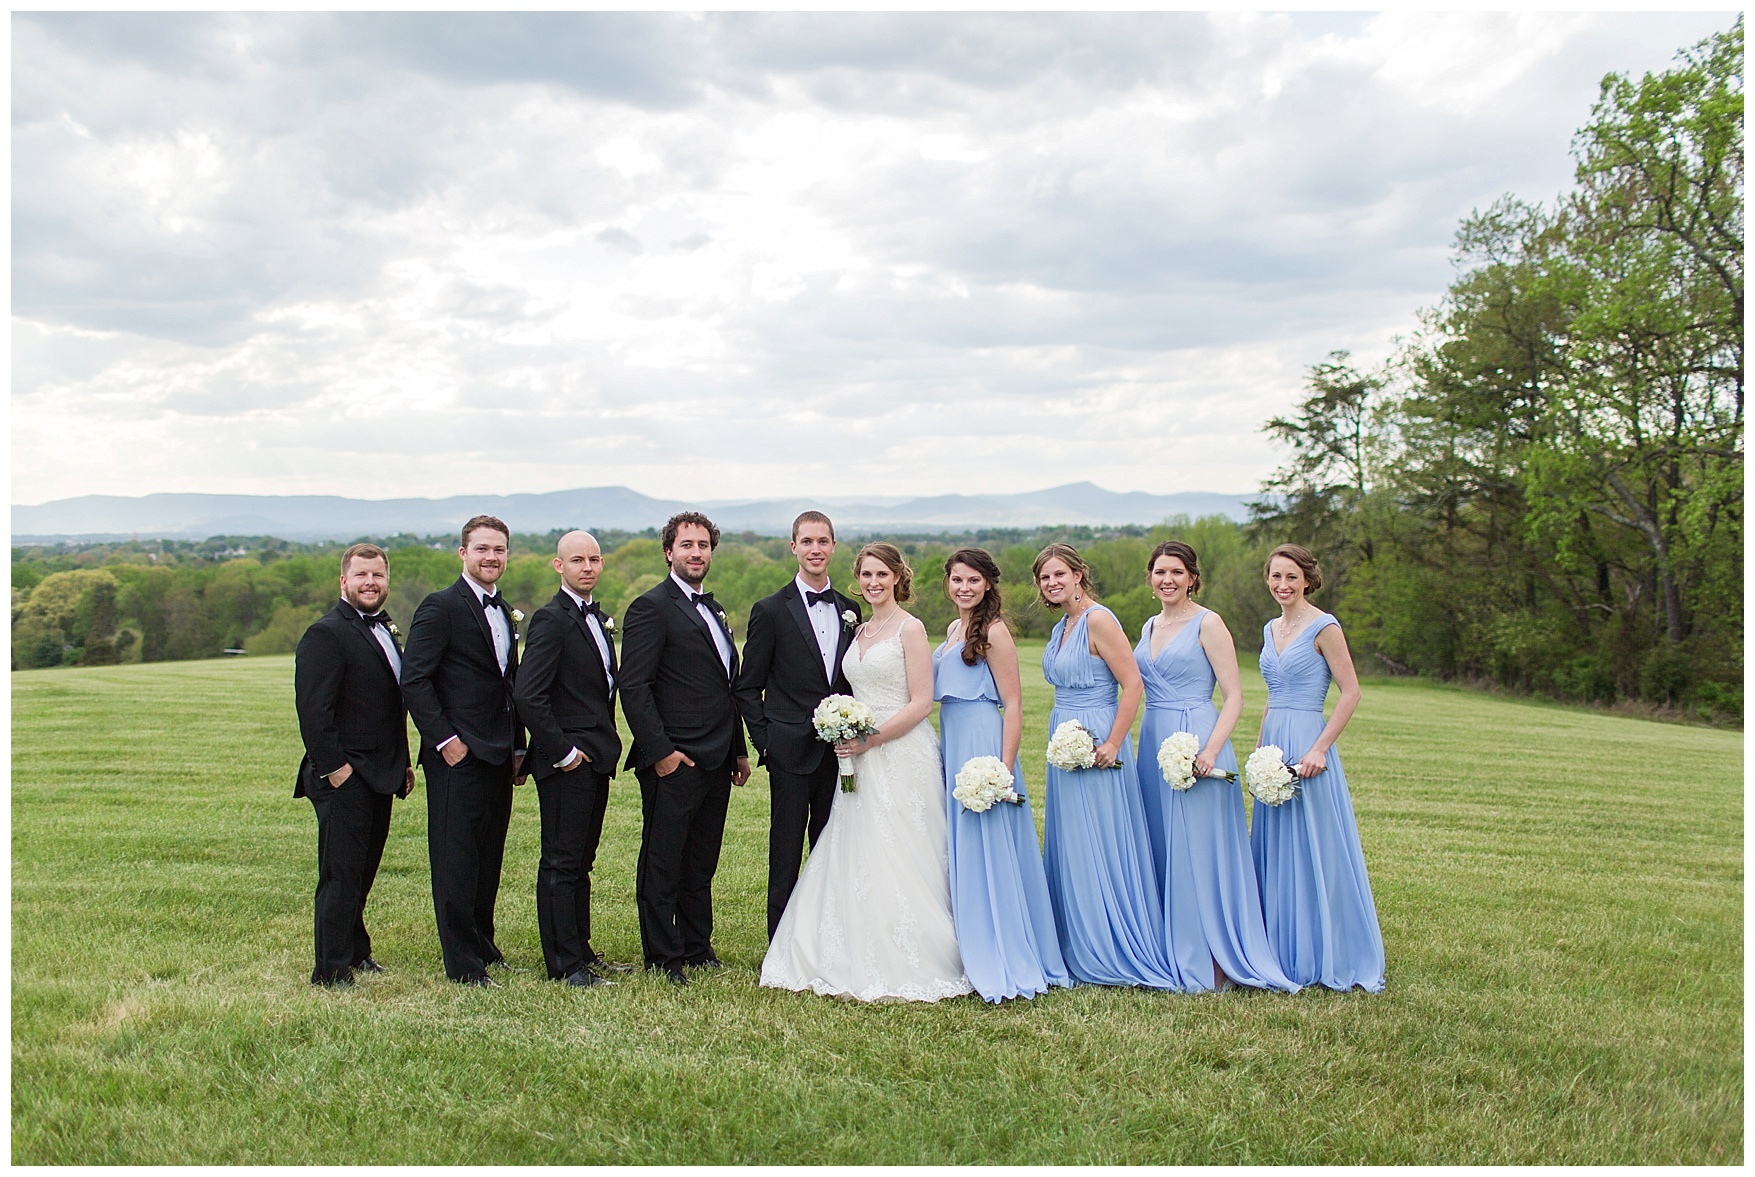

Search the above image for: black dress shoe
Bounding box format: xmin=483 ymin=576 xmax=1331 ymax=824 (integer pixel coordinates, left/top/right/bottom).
xmin=313 ymin=971 xmax=355 ymax=989
xmin=564 ymin=968 xmax=607 ymax=989
xmin=352 ymin=957 xmax=385 ymax=974
xmin=665 ymin=967 xmax=689 ymax=987
xmin=686 ymin=957 xmax=726 ymax=971
xmin=484 ymin=957 xmax=510 ymax=971
xmin=587 ymin=953 xmax=635 ymax=975
xmin=460 ymin=974 xmax=500 ymax=988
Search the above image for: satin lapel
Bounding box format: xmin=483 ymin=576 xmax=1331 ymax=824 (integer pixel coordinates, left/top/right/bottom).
xmin=345 ymin=607 xmax=400 ymax=686
xmin=783 ymin=584 xmax=830 ymax=689
xmin=832 ymin=592 xmax=858 ymax=677
xmin=560 ymin=592 xmax=611 ymax=687
xmin=458 ymin=578 xmax=500 ymax=668
xmin=673 ymin=584 xmax=729 ymax=677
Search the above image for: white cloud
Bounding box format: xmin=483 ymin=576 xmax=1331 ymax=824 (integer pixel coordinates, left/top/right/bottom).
xmin=10 ymin=11 xmax=1734 ymax=506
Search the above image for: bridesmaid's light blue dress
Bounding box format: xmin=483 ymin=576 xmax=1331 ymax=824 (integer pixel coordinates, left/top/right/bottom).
xmin=934 ymin=634 xmax=1070 ymax=1003
xmin=1135 ymin=610 xmax=1298 ymax=993
xmin=1251 ymin=612 xmax=1385 ymax=992
xmin=1041 ymin=606 xmax=1178 ymax=989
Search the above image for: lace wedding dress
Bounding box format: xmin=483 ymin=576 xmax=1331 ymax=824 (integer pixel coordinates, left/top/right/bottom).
xmin=760 ymin=630 xmax=974 ymax=1002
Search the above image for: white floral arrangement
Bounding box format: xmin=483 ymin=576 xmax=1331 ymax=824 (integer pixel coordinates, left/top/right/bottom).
xmin=1244 ymin=744 xmax=1300 ymax=806
xmin=841 ymin=608 xmax=859 ymax=628
xmin=602 ymin=616 xmax=615 ymax=634
xmin=387 ymin=622 xmax=401 ymax=638
xmin=511 ymin=608 xmax=525 ymax=624
xmin=1156 ymin=732 xmax=1238 ymax=791
xmin=812 ymin=693 xmax=879 ymax=793
xmin=1046 ymin=720 xmax=1119 ymax=771
xmin=952 ymin=755 xmax=1023 ymax=813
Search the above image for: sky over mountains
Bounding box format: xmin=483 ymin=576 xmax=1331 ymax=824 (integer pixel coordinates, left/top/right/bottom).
xmin=11 ymin=12 xmax=1732 ymax=507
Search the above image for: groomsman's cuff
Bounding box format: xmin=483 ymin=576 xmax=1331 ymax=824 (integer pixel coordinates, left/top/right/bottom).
xmin=321 ymin=762 xmax=348 ymax=780
xmin=436 ymin=735 xmax=458 ymax=752
xmin=556 ymin=747 xmax=583 ymax=769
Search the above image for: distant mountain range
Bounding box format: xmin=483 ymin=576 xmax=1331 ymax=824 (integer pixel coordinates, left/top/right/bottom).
xmin=12 ymin=483 xmax=1262 ymax=543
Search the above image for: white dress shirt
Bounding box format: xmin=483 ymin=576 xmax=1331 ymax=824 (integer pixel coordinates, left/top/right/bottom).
xmin=671 ymin=571 xmax=733 ymax=676
xmin=561 ymin=584 xmax=615 ymax=693
xmin=796 ymin=574 xmax=840 ymax=683
xmin=461 ymin=571 xmax=512 ymax=673
xmin=355 ymin=605 xmax=402 ymax=678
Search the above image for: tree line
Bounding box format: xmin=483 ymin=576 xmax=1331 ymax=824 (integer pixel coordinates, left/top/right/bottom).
xmin=11 ymin=23 xmax=1740 ymax=724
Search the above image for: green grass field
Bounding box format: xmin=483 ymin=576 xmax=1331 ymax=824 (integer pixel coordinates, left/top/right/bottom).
xmin=12 ymin=645 xmax=1743 ymax=1163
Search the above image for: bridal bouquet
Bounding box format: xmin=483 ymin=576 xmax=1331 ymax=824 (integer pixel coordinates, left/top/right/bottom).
xmin=1156 ymin=732 xmax=1239 ymax=791
xmin=953 ymin=755 xmax=1023 ymax=813
xmin=1046 ymin=720 xmax=1120 ymax=772
xmin=812 ymin=694 xmax=878 ymax=793
xmin=1244 ymin=744 xmax=1300 ymax=806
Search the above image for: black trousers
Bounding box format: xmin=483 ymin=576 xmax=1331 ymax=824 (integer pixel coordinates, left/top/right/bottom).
xmin=535 ymin=765 xmax=611 ymax=980
xmin=308 ymin=773 xmax=394 ymax=983
xmin=766 ymin=757 xmax=838 ymax=939
xmin=635 ymin=758 xmax=732 ymax=971
xmin=425 ymin=752 xmax=515 ymax=981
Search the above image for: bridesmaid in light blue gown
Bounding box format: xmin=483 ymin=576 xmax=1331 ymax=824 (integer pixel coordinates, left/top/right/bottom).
xmin=935 ymin=549 xmax=1070 ymax=1003
xmin=1034 ymin=543 xmax=1178 ymax=990
xmin=1134 ymin=541 xmax=1298 ymax=994
xmin=1252 ymin=543 xmax=1385 ymax=992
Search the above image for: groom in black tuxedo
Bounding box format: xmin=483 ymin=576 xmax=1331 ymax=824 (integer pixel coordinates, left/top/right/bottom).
xmin=400 ymin=514 xmax=527 ymax=986
xmin=735 ymin=510 xmax=863 ymax=938
xmin=618 ymin=511 xmax=751 ymax=985
xmin=513 ymin=530 xmax=627 ymax=989
xmin=293 ymin=543 xmax=415 ymax=987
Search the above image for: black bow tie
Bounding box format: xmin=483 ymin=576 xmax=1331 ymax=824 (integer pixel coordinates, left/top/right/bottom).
xmin=689 ymin=590 xmax=718 ymax=610
xmin=579 ymin=599 xmax=604 ymax=620
xmin=362 ymin=611 xmax=393 ymax=629
xmin=805 ymin=589 xmax=836 ymax=608
xmin=482 ymin=594 xmax=508 ymax=613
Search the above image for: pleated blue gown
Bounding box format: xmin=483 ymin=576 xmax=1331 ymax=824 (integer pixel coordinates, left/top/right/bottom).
xmin=1041 ymin=606 xmax=1178 ymax=989
xmin=1135 ymin=611 xmax=1298 ymax=993
xmin=935 ymin=637 xmax=1070 ymax=1003
xmin=1251 ymin=612 xmax=1385 ymax=992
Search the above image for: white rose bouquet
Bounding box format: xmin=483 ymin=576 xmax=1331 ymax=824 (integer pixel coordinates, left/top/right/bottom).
xmin=1156 ymin=731 xmax=1239 ymax=791
xmin=812 ymin=693 xmax=879 ymax=793
xmin=1244 ymin=744 xmax=1300 ymax=806
xmin=1045 ymin=720 xmax=1120 ymax=772
xmin=952 ymin=755 xmax=1023 ymax=813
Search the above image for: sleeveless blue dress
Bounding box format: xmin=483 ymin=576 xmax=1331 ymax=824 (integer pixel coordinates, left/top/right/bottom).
xmin=934 ymin=635 xmax=1070 ymax=1003
xmin=1041 ymin=606 xmax=1178 ymax=989
xmin=1252 ymin=612 xmax=1385 ymax=992
xmin=1135 ymin=610 xmax=1298 ymax=993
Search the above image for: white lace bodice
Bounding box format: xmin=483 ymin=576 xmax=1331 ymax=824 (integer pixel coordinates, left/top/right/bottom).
xmin=844 ymin=630 xmax=912 ymax=722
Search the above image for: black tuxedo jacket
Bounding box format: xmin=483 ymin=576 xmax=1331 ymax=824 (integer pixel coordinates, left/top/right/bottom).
xmin=734 ymin=581 xmax=862 ymax=775
xmin=514 ymin=589 xmax=622 ymax=781
xmin=293 ymin=600 xmax=411 ymax=797
xmin=618 ymin=576 xmax=748 ymax=772
xmin=400 ymin=577 xmax=526 ymax=768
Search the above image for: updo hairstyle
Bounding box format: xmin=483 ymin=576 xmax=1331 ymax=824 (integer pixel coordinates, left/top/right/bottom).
xmin=1264 ymin=543 xmax=1323 ymax=593
xmin=854 ymin=542 xmax=914 ymax=604
xmin=1147 ymin=540 xmax=1201 ymax=596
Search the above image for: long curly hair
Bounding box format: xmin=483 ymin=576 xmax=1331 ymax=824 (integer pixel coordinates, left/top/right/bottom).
xmin=943 ymin=548 xmax=1005 ymax=667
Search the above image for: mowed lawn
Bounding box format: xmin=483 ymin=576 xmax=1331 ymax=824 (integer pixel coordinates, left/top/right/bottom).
xmin=12 ymin=644 xmax=1743 ymax=1164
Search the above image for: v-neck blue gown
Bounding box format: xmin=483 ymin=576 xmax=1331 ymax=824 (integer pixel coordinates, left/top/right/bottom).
xmin=1041 ymin=605 xmax=1177 ymax=989
xmin=1135 ymin=610 xmax=1297 ymax=993
xmin=1251 ymin=612 xmax=1385 ymax=992
xmin=935 ymin=635 xmax=1070 ymax=1002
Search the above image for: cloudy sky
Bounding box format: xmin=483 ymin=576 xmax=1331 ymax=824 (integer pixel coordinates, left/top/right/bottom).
xmin=11 ymin=11 xmax=1733 ymax=506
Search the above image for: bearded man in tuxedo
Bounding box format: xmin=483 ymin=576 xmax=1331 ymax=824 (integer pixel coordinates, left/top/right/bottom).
xmin=294 ymin=543 xmax=415 ymax=988
xmin=401 ymin=514 xmax=527 ymax=986
xmin=734 ymin=511 xmax=863 ymax=938
xmin=618 ymin=512 xmax=751 ymax=986
xmin=513 ymin=530 xmax=629 ymax=989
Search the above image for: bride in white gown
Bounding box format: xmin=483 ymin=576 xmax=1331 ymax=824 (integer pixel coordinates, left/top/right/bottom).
xmin=761 ymin=543 xmax=973 ymax=1003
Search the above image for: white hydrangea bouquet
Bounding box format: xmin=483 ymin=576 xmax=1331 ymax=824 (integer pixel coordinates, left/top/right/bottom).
xmin=1046 ymin=720 xmax=1121 ymax=772
xmin=953 ymin=755 xmax=1023 ymax=813
xmin=812 ymin=693 xmax=879 ymax=793
xmin=1244 ymin=744 xmax=1300 ymax=806
xmin=1156 ymin=731 xmax=1238 ymax=791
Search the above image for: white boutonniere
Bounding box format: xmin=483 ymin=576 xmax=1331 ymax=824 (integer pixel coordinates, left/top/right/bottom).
xmin=387 ymin=622 xmax=401 ymax=638
xmin=603 ymin=616 xmax=616 ymax=634
xmin=715 ymin=608 xmax=729 ymax=626
xmin=841 ymin=609 xmax=858 ymax=628
xmin=511 ymin=608 xmax=525 ymax=623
